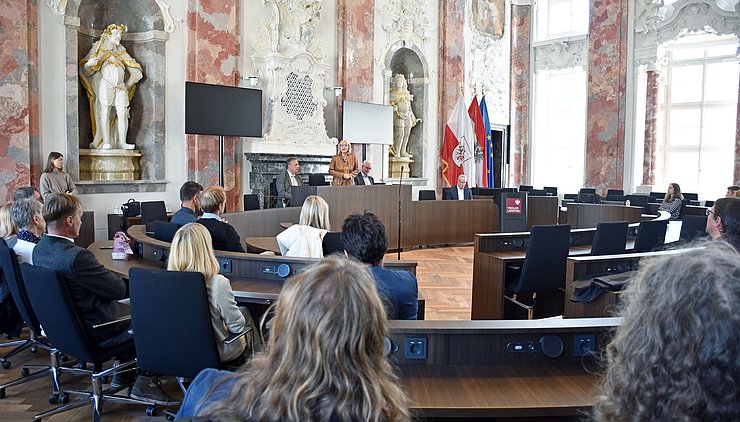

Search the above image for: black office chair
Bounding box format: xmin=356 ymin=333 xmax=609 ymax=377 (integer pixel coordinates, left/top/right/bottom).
xmin=678 ymin=198 xmax=688 ymax=220
xmin=418 ymin=190 xmax=436 ymax=201
xmin=129 ymin=268 xmax=250 ymax=400
xmin=633 ymin=219 xmax=668 ymax=252
xmin=579 ymin=188 xmax=596 ymax=194
xmin=679 ymin=215 xmax=709 ymax=242
xmin=243 ymin=194 xmax=260 ymax=211
xmin=518 ymin=185 xmax=533 ymax=192
xmin=141 ymin=201 xmax=168 ymax=234
xmin=476 ymin=188 xmax=495 ymax=196
xmin=308 ymin=174 xmax=327 ymax=186
xmin=605 ymin=195 xmax=627 ymax=202
xmin=705 ymin=200 xmax=714 ymax=208
xmin=683 ymin=192 xmax=698 ymax=201
xmin=528 ymin=189 xmax=547 ymax=196
xmin=543 ymin=186 xmax=558 ymax=196
xmin=154 ymin=221 xmax=181 ymax=243
xmin=590 ymin=221 xmax=628 ymax=255
xmin=20 ymin=264 xmax=155 ymax=421
xmin=606 ymin=189 xmax=624 ymax=197
xmin=322 ymin=232 xmax=343 ymax=256
xmin=504 ymin=224 xmax=571 ymax=319
xmin=269 ymin=178 xmax=283 ymax=208
xmin=441 ymin=187 xmax=453 ymax=200
xmin=563 ymin=193 xmax=578 ymax=201
xmin=649 ymin=192 xmax=665 ymax=203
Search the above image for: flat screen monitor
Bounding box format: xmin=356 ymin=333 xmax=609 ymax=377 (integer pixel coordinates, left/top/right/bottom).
xmin=185 ymin=81 xmax=262 ymax=137
xmin=342 ymin=100 xmax=393 ymax=145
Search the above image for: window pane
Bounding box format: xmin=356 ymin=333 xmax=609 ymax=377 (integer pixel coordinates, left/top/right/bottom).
xmin=664 ymin=151 xmax=699 ymax=192
xmin=698 ymin=151 xmax=734 ymax=197
xmin=705 ymin=62 xmax=739 ymax=102
xmin=670 ymin=47 xmax=704 ymax=61
xmin=702 ymin=107 xmax=737 ymax=147
xmin=707 ymin=43 xmax=738 ymax=58
xmin=670 ymin=65 xmax=703 ymax=103
xmin=668 ymin=109 xmax=701 ymax=146
xmin=548 ymin=2 xmax=572 ymax=35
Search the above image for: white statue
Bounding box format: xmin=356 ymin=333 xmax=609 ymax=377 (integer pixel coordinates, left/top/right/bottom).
xmin=80 ymin=24 xmax=143 ymax=150
xmin=389 ymin=74 xmax=421 ymax=158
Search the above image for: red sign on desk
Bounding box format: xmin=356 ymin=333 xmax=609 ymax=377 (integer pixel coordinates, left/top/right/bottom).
xmin=506 ymin=198 xmax=523 ymax=214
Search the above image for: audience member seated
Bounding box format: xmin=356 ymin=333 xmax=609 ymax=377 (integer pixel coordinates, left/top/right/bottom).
xmin=355 ymin=159 xmax=375 ymax=185
xmin=12 ymin=186 xmax=42 ymax=203
xmin=197 ymin=186 xmax=245 ymax=253
xmin=32 ymin=193 xmax=176 ymax=405
xmin=276 ymin=195 xmax=330 ymax=258
xmin=706 ymin=197 xmax=740 ymax=252
xmin=727 ymin=185 xmax=739 ymax=198
xmin=168 ymin=223 xmax=260 ymax=362
xmin=10 ymin=198 xmax=45 ymax=264
xmin=176 ymin=256 xmax=410 ymax=420
xmin=0 ymin=203 xmax=17 ymax=248
xmin=594 ymin=242 xmax=739 ymax=421
xmin=443 ymin=174 xmax=473 ymax=200
xmin=341 ymin=212 xmax=418 ymax=320
xmin=657 ymin=182 xmax=683 ymax=221
xmin=170 ymin=181 xmax=203 ymax=226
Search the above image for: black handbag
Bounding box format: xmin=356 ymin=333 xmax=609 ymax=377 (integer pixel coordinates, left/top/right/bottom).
xmin=121 ymin=198 xmax=140 ymax=217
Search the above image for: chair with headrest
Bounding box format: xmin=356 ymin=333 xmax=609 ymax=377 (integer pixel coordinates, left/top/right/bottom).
xmin=633 ymin=219 xmax=669 ymax=252
xmin=154 ymin=221 xmax=181 ymax=243
xmin=20 ymin=263 xmax=155 ymax=420
xmin=518 ymin=185 xmax=533 ymax=192
xmin=308 ymin=174 xmax=327 ymax=186
xmin=543 ymin=186 xmax=558 ymax=196
xmin=606 ymin=189 xmax=624 ymax=197
xmin=679 ymin=215 xmax=709 ymax=243
xmin=243 ymin=194 xmax=260 ymax=211
xmin=322 ymin=232 xmax=343 ymax=256
xmin=648 ymin=192 xmax=665 ymax=203
xmin=418 ymin=190 xmax=436 ymax=201
xmin=528 ymin=189 xmax=547 ymax=196
xmin=626 ymin=194 xmax=649 ymax=210
xmin=579 ymin=188 xmax=596 ymax=194
xmin=141 ymin=201 xmax=168 ymax=234
xmin=590 ymin=221 xmax=628 ymax=256
xmin=504 ymin=224 xmax=571 ymax=319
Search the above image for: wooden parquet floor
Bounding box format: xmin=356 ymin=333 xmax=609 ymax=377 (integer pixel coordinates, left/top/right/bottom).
xmin=0 ymin=245 xmax=474 ymax=421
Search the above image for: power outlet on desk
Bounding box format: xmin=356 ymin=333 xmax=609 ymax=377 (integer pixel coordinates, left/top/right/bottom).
xmin=573 ymin=334 xmax=596 ymax=357
xmin=404 ymin=337 xmax=427 ymax=360
xmin=220 ymin=259 xmax=232 ymax=274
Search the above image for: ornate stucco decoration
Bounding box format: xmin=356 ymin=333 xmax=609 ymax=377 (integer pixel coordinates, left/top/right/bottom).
xmin=46 ymin=0 xmax=180 ymax=33
xmin=46 ymin=0 xmax=67 ymax=15
xmin=534 ymin=38 xmax=588 ymax=71
xmin=634 ymin=0 xmax=667 ymax=33
xmin=253 ymin=0 xmax=325 ymax=59
xmin=380 ymin=0 xmax=433 ymax=47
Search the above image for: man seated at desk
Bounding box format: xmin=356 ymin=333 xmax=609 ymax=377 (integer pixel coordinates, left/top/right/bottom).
xmin=354 ymin=160 xmax=375 ymax=185
xmin=443 ymin=174 xmax=473 ymax=200
xmin=341 ymin=212 xmax=418 ymax=320
xmin=275 ymin=157 xmax=302 ymax=207
xmin=706 ymin=197 xmax=740 ymax=251
xmin=170 ymin=181 xmax=203 ymax=226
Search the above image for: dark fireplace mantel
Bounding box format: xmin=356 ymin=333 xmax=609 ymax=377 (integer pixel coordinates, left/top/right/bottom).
xmin=245 ymin=153 xmax=332 ymax=208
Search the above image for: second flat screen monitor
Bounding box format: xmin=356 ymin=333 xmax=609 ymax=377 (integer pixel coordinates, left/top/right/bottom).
xmin=185 ymin=81 xmax=262 ymax=137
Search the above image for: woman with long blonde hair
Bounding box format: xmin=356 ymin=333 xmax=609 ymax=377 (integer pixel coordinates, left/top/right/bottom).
xmin=0 ymin=202 xmax=18 ymax=248
xmin=276 ymin=195 xmax=330 ymax=258
xmin=176 ymin=256 xmax=411 ymax=421
xmin=168 ymin=223 xmax=257 ymax=362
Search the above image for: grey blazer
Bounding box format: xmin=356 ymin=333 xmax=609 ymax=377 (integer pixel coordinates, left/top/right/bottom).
xmin=275 ymin=170 xmax=303 ymax=206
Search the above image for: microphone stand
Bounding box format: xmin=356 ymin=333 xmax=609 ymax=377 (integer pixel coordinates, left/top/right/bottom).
xmin=397 ymin=166 xmax=403 ymax=260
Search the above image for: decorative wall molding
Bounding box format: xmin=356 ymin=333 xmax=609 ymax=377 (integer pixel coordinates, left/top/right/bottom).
xmin=534 ymin=37 xmax=588 ymax=71
xmin=379 ymin=0 xmax=433 ymax=48
xmin=45 ymin=0 xmax=67 ymax=15
xmin=49 ymin=0 xmax=180 ymax=33
xmin=634 ymin=0 xmax=666 ymax=34
xmin=253 ymin=0 xmax=325 ymax=59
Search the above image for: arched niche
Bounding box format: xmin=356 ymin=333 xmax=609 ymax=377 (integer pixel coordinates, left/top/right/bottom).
xmin=383 ymin=42 xmax=430 ymax=179
xmin=63 ymin=0 xmax=168 ymax=192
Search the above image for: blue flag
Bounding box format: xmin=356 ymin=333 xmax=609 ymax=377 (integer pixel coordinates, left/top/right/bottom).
xmin=480 ymin=96 xmax=494 ymax=188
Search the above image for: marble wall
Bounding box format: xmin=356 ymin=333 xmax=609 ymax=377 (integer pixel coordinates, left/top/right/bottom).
xmin=337 ymin=0 xmax=374 ymax=103
xmin=0 ymin=0 xmax=39 ymax=202
xmin=736 ymin=69 xmax=740 ymax=184
xmin=509 ymin=2 xmax=531 ymax=188
xmin=585 ymin=0 xmax=628 ymax=194
xmin=186 ymin=0 xmax=242 ymax=210
xmin=642 ymin=69 xmax=660 ymax=186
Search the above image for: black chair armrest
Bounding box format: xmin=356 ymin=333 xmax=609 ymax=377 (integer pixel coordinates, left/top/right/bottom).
xmin=92 ymin=315 xmax=132 ymax=329
xmin=223 ymin=326 xmax=253 ymax=345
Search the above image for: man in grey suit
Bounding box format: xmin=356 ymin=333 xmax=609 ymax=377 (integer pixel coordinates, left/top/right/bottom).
xmin=275 ymin=157 xmax=302 ymax=207
xmin=355 ymin=160 xmax=375 ymax=186
xmin=33 ymin=193 xmax=176 ymax=405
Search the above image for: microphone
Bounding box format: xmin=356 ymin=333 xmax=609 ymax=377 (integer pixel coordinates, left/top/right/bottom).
xmin=397 ymin=166 xmax=403 ymax=260
xmin=583 ymin=171 xmax=601 ymax=187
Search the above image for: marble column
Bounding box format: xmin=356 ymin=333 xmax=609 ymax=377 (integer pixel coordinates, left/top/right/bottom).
xmin=735 ymin=66 xmax=740 ymax=184
xmin=585 ymin=0 xmax=628 ymax=194
xmin=0 ymin=0 xmax=39 ymax=201
xmin=437 ymin=0 xmax=465 ymax=188
xmin=186 ymin=0 xmax=242 ymax=210
xmin=642 ymin=69 xmax=660 ymax=186
xmin=509 ymin=2 xmax=531 ymax=188
xmin=337 ymin=0 xmax=374 ymax=103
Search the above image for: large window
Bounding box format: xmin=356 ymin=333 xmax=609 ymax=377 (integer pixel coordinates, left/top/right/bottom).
xmin=535 ymin=0 xmax=589 ymax=41
xmin=662 ymin=34 xmax=738 ymax=200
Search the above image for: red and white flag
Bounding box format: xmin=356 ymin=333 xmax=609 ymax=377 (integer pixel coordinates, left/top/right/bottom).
xmin=441 ymin=95 xmax=477 ymax=187
xmin=468 ymin=95 xmax=487 ymax=188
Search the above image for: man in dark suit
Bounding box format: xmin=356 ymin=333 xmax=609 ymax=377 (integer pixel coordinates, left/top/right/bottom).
xmin=196 ymin=186 xmax=245 ymax=252
xmin=275 ymin=157 xmax=302 ymax=207
xmin=354 ymin=160 xmax=375 ymax=186
xmin=170 ymin=181 xmax=203 ymax=225
xmin=443 ymin=174 xmax=473 ymax=200
xmin=341 ymin=212 xmax=418 ymax=320
xmin=33 ymin=193 xmax=176 ymax=405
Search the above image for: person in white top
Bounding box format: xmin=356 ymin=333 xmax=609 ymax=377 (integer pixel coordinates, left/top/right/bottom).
xmin=276 ymin=195 xmax=330 ymax=258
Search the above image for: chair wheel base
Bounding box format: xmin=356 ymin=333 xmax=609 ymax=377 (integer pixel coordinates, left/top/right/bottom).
xmin=146 ymin=405 xmax=158 ymax=416
xmin=48 ymin=392 xmax=68 ymax=404
xmin=21 ymin=367 xmax=30 ymax=376
xmin=1 ymin=360 xmax=11 ymax=369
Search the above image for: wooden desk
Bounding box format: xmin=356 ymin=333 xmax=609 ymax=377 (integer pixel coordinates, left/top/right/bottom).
xmin=244 ymin=237 xmax=280 ymax=254
xmin=565 ymin=203 xmax=642 ymax=229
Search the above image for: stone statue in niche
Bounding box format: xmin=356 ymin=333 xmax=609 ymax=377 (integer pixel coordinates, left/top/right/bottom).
xmin=634 ymin=0 xmax=665 ymax=33
xmin=80 ymin=24 xmax=143 ymax=150
xmin=389 ymin=74 xmax=421 ymax=158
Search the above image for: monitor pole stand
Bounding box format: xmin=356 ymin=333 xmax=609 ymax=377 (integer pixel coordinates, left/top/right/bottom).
xmin=218 ymin=135 xmax=225 ymax=187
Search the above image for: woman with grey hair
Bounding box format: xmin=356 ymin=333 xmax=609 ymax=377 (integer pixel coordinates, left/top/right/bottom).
xmin=11 ymin=198 xmax=46 ymax=264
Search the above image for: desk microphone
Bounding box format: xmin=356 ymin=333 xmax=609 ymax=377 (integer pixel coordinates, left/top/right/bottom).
xmin=261 ymin=263 xmax=291 ymax=278
xmin=397 ymin=166 xmax=403 ymax=260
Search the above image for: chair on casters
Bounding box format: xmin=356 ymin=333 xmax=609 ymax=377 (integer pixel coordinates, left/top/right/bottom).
xmin=504 ymin=224 xmax=571 ymax=319
xmin=679 ymin=215 xmax=708 ymax=243
xmin=20 ymin=264 xmax=156 ymax=421
xmin=418 ymin=190 xmax=436 ymax=201
xmin=633 ymin=219 xmax=669 ymax=252
xmin=128 ymin=268 xmax=252 ymax=419
xmin=590 ymin=221 xmax=629 ymax=255
xmin=243 ymin=194 xmax=260 ymax=211
xmin=322 ymin=232 xmax=343 ymax=256
xmin=308 ymin=174 xmax=328 ymax=186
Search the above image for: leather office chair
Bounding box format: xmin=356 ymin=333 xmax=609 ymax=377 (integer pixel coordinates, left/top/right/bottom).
xmin=128 ymin=268 xmax=250 ymax=397
xmin=141 ymin=201 xmax=168 ymax=234
xmin=543 ymin=186 xmax=558 ymax=196
xmin=633 ymin=219 xmax=668 ymax=252
xmin=243 ymin=193 xmax=260 ymax=211
xmin=504 ymin=224 xmax=571 ymax=319
xmin=626 ymin=194 xmax=648 ymax=210
xmin=20 ymin=264 xmax=155 ymax=421
xmin=705 ymin=200 xmax=714 ymax=208
xmin=679 ymin=215 xmax=708 ymax=242
xmin=528 ymin=189 xmax=547 ymax=196
xmin=606 ymin=189 xmax=624 ymax=197
xmin=518 ymin=185 xmax=533 ymax=192
xmin=154 ymin=221 xmax=181 ymax=243
xmin=269 ymin=177 xmax=283 ymax=208
xmin=308 ymin=173 xmax=327 ymax=186
xmin=418 ymin=190 xmax=436 ymax=201
xmin=649 ymin=192 xmax=665 ymax=203
xmin=441 ymin=187 xmax=453 ymax=199
xmin=579 ymin=188 xmax=596 ymax=194
xmin=590 ymin=221 xmax=628 ymax=256
xmin=321 ymin=232 xmax=343 ymax=256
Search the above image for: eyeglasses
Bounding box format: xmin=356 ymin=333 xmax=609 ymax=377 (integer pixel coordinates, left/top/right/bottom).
xmin=706 ymin=209 xmax=715 ymax=217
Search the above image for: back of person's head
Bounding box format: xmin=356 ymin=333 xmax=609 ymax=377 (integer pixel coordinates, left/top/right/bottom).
xmin=180 ymin=181 xmax=203 ymax=202
xmin=0 ymin=203 xmax=16 ymax=238
xmin=167 ymin=223 xmax=220 ymax=281
xmin=204 ymin=256 xmax=410 ymax=421
xmin=341 ymin=212 xmax=387 ymax=265
xmin=11 ymin=198 xmax=42 ymax=231
xmin=13 ymin=187 xmax=36 ymax=202
xmin=726 ymin=185 xmax=739 ymax=198
xmin=298 ymin=195 xmax=330 ymax=230
xmin=713 ymin=197 xmax=740 ymax=247
xmin=44 ymin=151 xmax=63 ymax=173
xmin=199 ymin=186 xmax=226 ymax=213
xmin=594 ymin=242 xmax=740 ymax=421
xmin=43 ymin=193 xmax=81 ymax=228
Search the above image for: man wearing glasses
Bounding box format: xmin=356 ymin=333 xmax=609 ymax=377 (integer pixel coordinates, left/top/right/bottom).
xmin=706 ymin=197 xmax=740 ymax=251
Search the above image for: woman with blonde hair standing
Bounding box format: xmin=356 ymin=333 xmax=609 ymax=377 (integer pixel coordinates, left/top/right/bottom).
xmin=276 ymin=195 xmax=330 ymax=258
xmin=39 ymin=152 xmax=77 ymax=202
xmin=328 ymin=139 xmax=359 ymax=186
xmin=168 ymin=223 xmax=258 ymax=363
xmin=176 ymin=256 xmax=411 ymax=421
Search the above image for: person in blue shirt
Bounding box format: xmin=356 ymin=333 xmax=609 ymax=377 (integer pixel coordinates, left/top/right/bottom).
xmin=170 ymin=181 xmax=203 ymax=226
